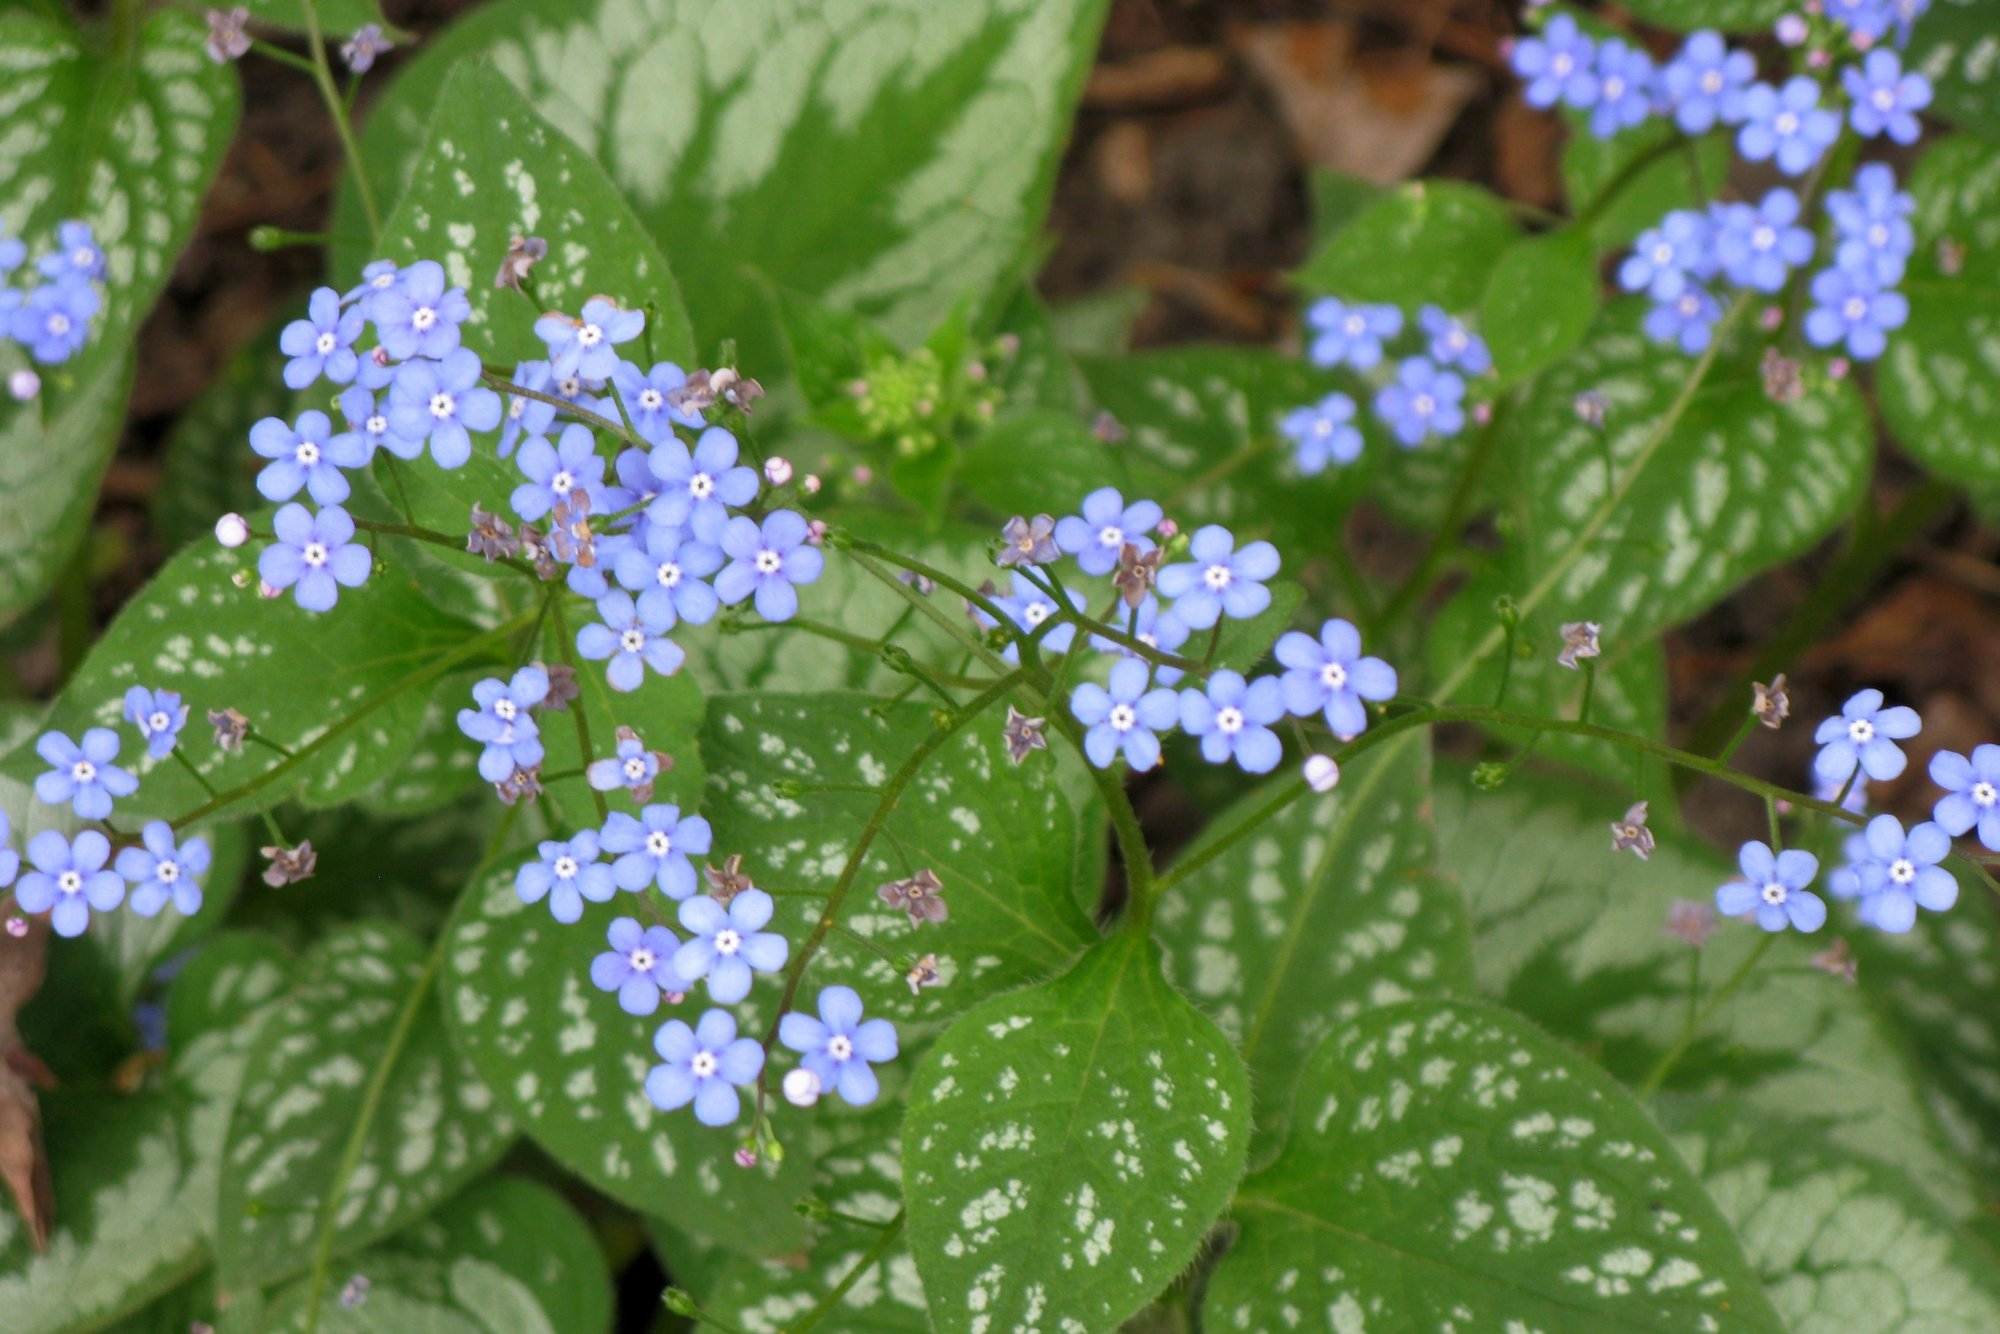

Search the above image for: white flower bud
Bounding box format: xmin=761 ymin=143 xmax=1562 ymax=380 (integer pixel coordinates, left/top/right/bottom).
xmin=215 ymin=512 xmax=250 ymax=548
xmin=801 ymin=474 xmax=822 ymax=495
xmin=1775 ymin=14 xmax=1809 ymax=44
xmin=8 ymin=369 xmax=40 ymax=401
xmin=1304 ymin=754 xmax=1341 ymax=794
xmin=764 ymin=456 xmax=794 ymax=487
xmin=782 ymin=1067 xmax=822 ymax=1108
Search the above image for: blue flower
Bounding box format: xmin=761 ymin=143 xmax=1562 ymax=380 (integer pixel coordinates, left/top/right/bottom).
xmin=278 ymin=287 xmax=364 ymax=389
xmin=9 ymin=281 xmax=99 ymax=363
xmin=715 ymin=510 xmax=824 ymax=624
xmin=1617 ymin=210 xmax=1715 ymax=301
xmin=1658 ymin=30 xmax=1755 ymax=134
xmin=334 ymin=386 xmax=392 ymax=460
xmin=1281 ymin=393 xmax=1363 ymax=475
xmin=15 ymin=830 xmax=124 ymax=937
xmin=576 ymin=590 xmax=685 ymax=692
xmin=38 ymin=222 xmax=104 ymax=283
xmin=1930 ymin=745 xmax=2000 ymax=852
xmin=611 ymin=521 xmax=723 ymax=629
xmin=1813 ymin=769 xmax=1870 ymax=815
xmin=344 ymin=259 xmax=402 ymax=314
xmin=645 ymin=1008 xmax=764 ymax=1125
xmin=516 ymin=831 xmax=615 ymax=924
xmin=1828 ymin=164 xmax=1916 ymax=286
xmin=1304 ymin=299 xmax=1404 ymax=371
xmin=674 ymin=888 xmax=788 ymax=1004
xmin=509 ymin=422 xmax=606 ymax=523
xmin=612 ymin=360 xmax=705 ymax=444
xmin=1826 ymin=0 xmax=1917 ymax=45
xmin=0 ymin=226 xmax=23 ymax=277
xmin=1276 ymin=619 xmax=1398 ymax=738
xmin=534 ymin=298 xmax=644 ymax=382
xmin=250 ymin=409 xmax=371 ymax=507
xmin=498 ymin=361 xmax=559 ymax=458
xmin=588 ymin=731 xmax=660 ymax=796
xmin=1832 ymin=814 xmax=1956 ymax=933
xmin=1589 ymin=38 xmax=1656 ymax=137
xmin=386 ymin=348 xmax=502 ymax=468
xmin=1511 ymin=13 xmax=1598 ymax=110
xmin=33 ymin=728 xmax=137 ymax=819
xmin=1716 ymin=841 xmax=1825 ymax=933
xmin=1844 ymin=49 xmax=1931 ymax=143
xmin=1157 ymin=524 xmax=1280 ymax=630
xmin=1804 ymin=267 xmax=1907 ymax=361
xmin=645 ymin=427 xmax=759 ymax=532
xmin=1372 ymin=357 xmax=1465 ymax=447
xmin=1071 ymin=658 xmax=1179 ymax=771
xmin=370 ymin=259 xmax=469 ymax=361
xmin=259 ymin=503 xmax=371 ymax=612
xmin=456 ymin=667 xmax=549 ymax=783
xmin=778 ymin=986 xmax=899 ymax=1107
xmin=1093 ymin=595 xmax=1192 ymax=683
xmin=976 ymin=570 xmax=1087 ymax=660
xmin=590 ymin=917 xmax=691 ymax=1015
xmin=1417 ymin=306 xmax=1491 ymax=375
xmin=1712 ymin=189 xmax=1814 ymax=293
xmin=123 ymin=686 xmax=188 ymax=761
xmin=1643 ymin=284 xmax=1723 ymax=355
xmin=1053 ymin=487 xmax=1163 ymax=577
xmin=115 ymin=821 xmax=210 ymax=918
xmin=602 ymin=804 xmax=712 ymax=899
xmin=1813 ymin=688 xmax=1921 ymax=785
xmin=1738 ymin=78 xmax=1840 ymax=176
xmin=1181 ymin=671 xmax=1285 ymax=773
xmin=0 ymin=812 xmax=17 ymax=890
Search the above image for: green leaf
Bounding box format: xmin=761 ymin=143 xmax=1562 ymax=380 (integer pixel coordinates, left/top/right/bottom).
xmin=1675 ymin=1107 xmax=2000 ymax=1331
xmin=1910 ymin=1 xmax=2000 ymax=139
xmin=1435 ymin=765 xmax=1977 ymax=1217
xmin=1878 ymin=135 xmax=2000 ymax=486
xmin=242 ymin=0 xmax=389 ymax=38
xmin=1564 ymin=125 xmax=1732 ymax=250
xmin=1306 ymin=167 xmax=1384 ymax=250
xmin=440 ymin=863 xmax=813 ymax=1254
xmin=340 ymin=0 xmax=1112 ymax=368
xmin=1480 ymin=228 xmax=1604 ymax=384
xmin=0 ymin=535 xmax=485 ymax=822
xmin=773 ymin=285 xmax=905 ymax=440
xmin=698 ymin=691 xmax=1097 ymax=1021
xmin=217 ymin=919 xmax=514 ymax=1289
xmin=1295 ymin=180 xmax=1517 ymax=312
xmin=902 ymin=935 xmax=1251 ymax=1334
xmin=0 ymin=10 xmax=238 ymax=622
xmin=1207 ymin=1000 xmax=1785 ymax=1333
xmin=1616 ymin=0 xmax=1787 ymax=29
xmin=956 ymin=409 xmax=1127 ymax=521
xmin=167 ymin=930 xmax=297 ymax=1047
xmin=364 ymin=59 xmax=695 ymax=543
xmin=1209 ymin=578 xmax=1304 ymax=675
xmin=152 ymin=314 xmax=292 ymax=551
xmin=89 ymin=817 xmax=253 ymax=1010
xmin=1155 ymin=733 xmax=1471 ymax=1153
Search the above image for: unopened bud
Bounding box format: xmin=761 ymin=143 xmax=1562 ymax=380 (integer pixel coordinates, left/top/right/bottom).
xmin=807 ymin=519 xmax=829 ymax=546
xmin=852 ymin=465 xmax=874 ymax=487
xmin=662 ymin=1288 xmax=700 ymax=1317
xmin=733 ymin=1145 xmax=759 ymax=1169
xmin=258 ymin=579 xmax=282 ymax=599
xmin=1304 ymin=754 xmax=1341 ymax=793
xmin=215 ymin=512 xmax=250 ymax=548
xmin=801 ymin=474 xmax=822 ymax=495
xmin=764 ymin=456 xmax=794 ymax=486
xmin=8 ymin=369 xmax=39 ymax=401
xmin=1155 ymin=518 xmax=1179 ymax=539
xmin=4 ymin=917 xmax=27 ymax=938
xmin=1775 ymin=13 xmax=1809 ymax=44
xmin=783 ymin=1067 xmax=822 ymax=1107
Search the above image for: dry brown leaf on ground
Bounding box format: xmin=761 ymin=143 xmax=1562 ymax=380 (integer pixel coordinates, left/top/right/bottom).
xmin=0 ymin=917 xmax=53 ymax=1251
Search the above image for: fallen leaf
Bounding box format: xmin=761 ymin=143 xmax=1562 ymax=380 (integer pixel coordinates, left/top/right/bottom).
xmin=0 ymin=917 xmax=53 ymax=1251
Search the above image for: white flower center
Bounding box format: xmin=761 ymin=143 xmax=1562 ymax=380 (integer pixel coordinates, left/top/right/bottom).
xmin=58 ymin=871 xmax=82 ymax=895
xmin=577 ymin=324 xmax=603 ymax=348
xmin=1342 ymin=314 xmax=1366 ymax=336
xmin=72 ymin=759 xmax=96 ymax=783
xmin=72 ymin=246 xmax=94 ymax=269
xmin=1973 ymin=781 xmax=1998 ymax=808
xmin=714 ymin=928 xmax=741 ymax=956
xmin=1108 ymin=703 xmax=1137 ymax=733
xmin=620 ymin=627 xmax=647 ymax=654
xmin=755 ymin=549 xmax=783 ymax=576
xmin=47 ymin=313 xmax=70 ymax=336
xmin=411 ymin=306 xmax=436 ymax=332
xmin=1552 ymin=52 xmax=1573 ymax=77
xmin=1844 ymin=296 xmax=1869 ymax=321
xmin=690 ymin=1051 xmax=718 ymax=1078
xmin=494 ymin=699 xmax=517 ymax=721
xmin=1312 ymin=418 xmax=1333 ymax=437
xmin=157 ymin=860 xmax=180 ymax=883
xmin=655 ymin=561 xmax=682 ymax=588
xmin=372 ymin=272 xmax=396 ymax=290
xmin=1604 ymin=75 xmax=1626 ymax=99
xmin=429 ymin=391 xmax=456 ymax=420
xmin=553 ymin=855 xmax=579 ymax=880
xmin=147 ymin=710 xmax=171 ymax=734
xmin=1097 ymin=524 xmax=1124 ymax=549
xmin=1215 ymin=706 xmax=1245 ymax=735
xmin=629 ymin=946 xmax=656 ymax=972
xmin=1848 ymin=718 xmax=1876 ymax=744
xmin=1868 ymin=223 xmax=1889 ymax=247
xmin=1203 ymin=564 xmax=1232 ymax=592
xmin=1650 ymin=241 xmax=1674 ymax=265
xmin=1752 ymin=225 xmax=1776 ymax=251
xmin=1873 ymin=87 xmax=1896 ymax=110
xmin=1413 ymin=393 xmax=1436 ymax=417
xmin=639 ymin=389 xmax=663 ymax=410
xmin=558 ymin=377 xmax=583 ymax=398
xmin=1889 ymin=857 xmax=1916 ymax=885
xmin=1678 ymin=293 xmax=1702 ymax=318
xmin=296 ymin=441 xmax=321 ymax=467
xmin=551 ymin=470 xmax=574 ymax=496
xmin=1775 ymin=111 xmax=1800 ymax=135
xmin=1445 ymin=329 xmax=1467 ymax=351
xmin=303 ymin=542 xmax=329 ymax=568
xmin=646 ymin=830 xmax=672 ymax=857
xmin=1700 ymin=69 xmax=1723 ymax=93
xmin=828 ymin=1035 xmax=854 ymax=1061
xmin=366 ymin=414 xmax=388 ymax=436
xmin=316 ymin=331 xmax=338 ymax=355
xmin=623 ymin=756 xmax=648 ymax=782
xmin=1320 ymin=661 xmax=1348 ymax=691
xmin=688 ymin=472 xmax=714 ymax=500
xmin=1021 ymin=601 xmax=1049 ymax=627
xmin=508 ymin=397 xmax=526 ymax=421
xmin=1760 ymin=880 xmax=1789 ymax=905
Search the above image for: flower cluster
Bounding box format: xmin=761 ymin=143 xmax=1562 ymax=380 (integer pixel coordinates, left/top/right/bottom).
xmin=1513 ymin=14 xmax=1929 ymax=363
xmin=1 ymin=687 xmax=211 ymax=939
xmin=2 ymin=220 xmax=106 ymax=378
xmin=1284 ymin=301 xmax=1486 ymax=474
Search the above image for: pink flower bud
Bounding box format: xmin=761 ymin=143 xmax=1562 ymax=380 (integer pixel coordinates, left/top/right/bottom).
xmin=733 ymin=1146 xmax=759 ymax=1169
xmin=4 ymin=917 xmax=27 ymax=938
xmin=806 ymin=520 xmax=829 ymax=546
xmin=764 ymin=456 xmax=794 ymax=486
xmin=1156 ymin=518 xmax=1179 ymax=539
xmin=801 ymin=474 xmax=822 ymax=495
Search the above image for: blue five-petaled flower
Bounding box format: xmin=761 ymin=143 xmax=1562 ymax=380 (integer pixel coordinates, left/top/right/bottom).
xmin=260 ymin=503 xmax=372 ymax=613
xmin=645 ymin=1008 xmax=764 ymax=1126
xmin=116 ymin=821 xmax=211 ymax=919
xmin=591 ymin=916 xmax=689 ymax=1016
xmin=34 ymin=728 xmax=137 ymax=819
xmin=587 ymin=732 xmax=659 ymax=796
xmin=1716 ymin=840 xmax=1825 ymax=933
xmin=577 ymin=591 xmax=686 ymax=692
xmin=674 ymin=888 xmax=789 ymax=1005
xmin=601 ymin=804 xmax=712 ymax=899
xmin=516 ymin=831 xmax=616 ymax=924
xmin=1071 ymin=658 xmax=1179 ymax=771
xmin=279 ymin=286 xmax=365 ymax=389
xmin=779 ymin=985 xmax=899 ymax=1108
xmin=1156 ymin=525 xmax=1279 ymax=630
xmin=714 ymin=511 xmax=824 ymax=624
xmin=1813 ymin=688 xmax=1921 ymax=785
xmin=123 ymin=686 xmax=188 ymax=761
xmin=250 ymin=410 xmax=371 ymax=507
xmin=535 ymin=298 xmax=644 ymax=382
xmin=1275 ymin=619 xmax=1398 ymax=738
xmin=1931 ymin=745 xmax=2000 ymax=852
xmin=16 ymin=830 xmax=125 ymax=937
xmin=1180 ymin=670 xmax=1286 ymax=774
xmin=1830 ymin=814 xmax=1956 ymax=934
xmin=1281 ymin=393 xmax=1363 ymax=476
xmin=456 ymin=667 xmax=549 ymax=783
xmin=1053 ymin=487 xmax=1162 ymax=577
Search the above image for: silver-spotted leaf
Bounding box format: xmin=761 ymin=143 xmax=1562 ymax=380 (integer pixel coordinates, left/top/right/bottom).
xmin=1910 ymin=1 xmax=2000 ymax=139
xmin=902 ymin=935 xmax=1250 ymax=1334
xmin=1207 ymin=1000 xmax=1785 ymax=1332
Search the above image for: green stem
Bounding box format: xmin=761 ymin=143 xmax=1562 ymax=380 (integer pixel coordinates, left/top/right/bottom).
xmin=785 ymin=1211 xmax=907 ymax=1334
xmin=479 ymin=373 xmax=643 ymax=449
xmin=299 ymin=0 xmax=382 ymax=243
xmin=546 ymin=596 xmax=608 ymax=822
xmin=1578 ymin=659 xmax=1596 ymax=726
xmin=1636 ymin=934 xmax=1775 ymax=1099
xmin=1575 ymin=130 xmax=1688 ymax=230
xmin=1714 ymin=711 xmax=1758 ymax=768
xmin=1373 ymin=398 xmax=1509 ymax=636
xmin=352 ymin=517 xmax=536 ymax=579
